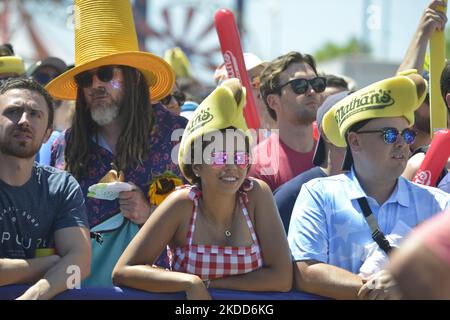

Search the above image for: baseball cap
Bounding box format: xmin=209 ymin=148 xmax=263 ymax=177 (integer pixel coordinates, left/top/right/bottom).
xmin=214 ymin=52 xmax=267 ymax=85
xmin=26 ymin=57 xmax=67 ymax=85
xmin=180 ymin=100 xmax=199 ymax=121
xmin=312 ymin=91 xmax=351 ymax=166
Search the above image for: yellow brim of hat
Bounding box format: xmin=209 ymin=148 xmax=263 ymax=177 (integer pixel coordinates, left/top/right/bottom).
xmin=46 ymin=51 xmax=175 ymax=101
xmin=0 ymin=56 xmax=25 ymax=75
xmin=322 ymin=70 xmax=427 ymax=147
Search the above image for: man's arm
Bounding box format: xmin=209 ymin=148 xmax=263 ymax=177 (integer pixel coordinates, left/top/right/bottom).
xmin=288 ymin=182 xmax=364 ymax=299
xmin=389 ymin=237 xmax=450 ymax=299
xmin=0 ymin=255 xmax=60 ymax=286
xmin=119 ymin=183 xmax=152 ymax=225
xmin=16 ymin=227 xmax=91 ymax=300
xmin=388 ymin=212 xmax=450 ymax=299
xmin=287 ymin=179 xmax=402 ymax=300
xmin=295 ymin=260 xmax=363 ymax=300
xmin=397 ymin=0 xmax=447 ymax=74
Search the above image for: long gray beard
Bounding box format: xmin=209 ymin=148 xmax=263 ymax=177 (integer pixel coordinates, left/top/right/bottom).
xmin=91 ymin=103 xmax=120 ymax=126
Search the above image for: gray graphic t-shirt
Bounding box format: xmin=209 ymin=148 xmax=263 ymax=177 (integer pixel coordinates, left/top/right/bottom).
xmin=0 ymin=164 xmax=88 ymax=259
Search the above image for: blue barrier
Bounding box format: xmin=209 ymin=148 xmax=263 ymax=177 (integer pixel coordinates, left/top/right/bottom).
xmin=0 ymin=285 xmax=327 ymax=300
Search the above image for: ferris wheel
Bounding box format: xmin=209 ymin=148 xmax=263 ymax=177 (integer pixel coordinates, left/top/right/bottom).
xmin=0 ymin=0 xmax=244 ymax=82
xmin=134 ymin=0 xmax=240 ymax=83
xmin=0 ymin=0 xmax=75 ymax=64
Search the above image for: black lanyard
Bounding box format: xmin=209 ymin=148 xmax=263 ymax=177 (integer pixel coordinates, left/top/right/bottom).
xmin=357 ymin=197 xmax=394 ymax=255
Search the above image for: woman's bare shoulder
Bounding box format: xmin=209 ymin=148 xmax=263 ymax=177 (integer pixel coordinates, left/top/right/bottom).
xmin=246 ymin=178 xmax=272 ymax=197
xmin=157 ymin=187 xmax=196 ymax=220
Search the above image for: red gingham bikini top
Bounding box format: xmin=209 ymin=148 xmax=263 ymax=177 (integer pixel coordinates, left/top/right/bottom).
xmin=167 ymin=178 xmax=263 ymax=280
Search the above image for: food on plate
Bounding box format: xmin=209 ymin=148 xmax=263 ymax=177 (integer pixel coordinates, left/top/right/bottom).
xmin=99 ymin=169 xmax=125 ymax=183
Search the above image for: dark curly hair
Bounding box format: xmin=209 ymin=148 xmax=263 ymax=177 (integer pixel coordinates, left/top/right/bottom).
xmin=0 ymin=77 xmax=54 ymax=129
xmin=259 ymin=51 xmax=319 ymax=121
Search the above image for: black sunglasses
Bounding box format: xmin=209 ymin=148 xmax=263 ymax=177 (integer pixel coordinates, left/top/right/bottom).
xmin=33 ymin=72 xmax=61 ymax=86
xmin=74 ymin=66 xmax=116 ymax=88
xmin=356 ymin=127 xmax=417 ymax=145
xmin=161 ymin=91 xmax=186 ymax=106
xmin=278 ymin=77 xmax=327 ymax=95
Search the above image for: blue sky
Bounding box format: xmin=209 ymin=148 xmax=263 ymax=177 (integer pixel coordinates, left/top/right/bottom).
xmin=8 ymin=0 xmax=436 ymax=82
xmin=243 ymin=0 xmax=432 ymax=62
xmin=147 ymin=0 xmax=433 ymax=81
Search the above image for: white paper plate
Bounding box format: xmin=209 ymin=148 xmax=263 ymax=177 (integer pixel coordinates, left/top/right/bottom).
xmin=87 ymin=182 xmax=134 ymax=200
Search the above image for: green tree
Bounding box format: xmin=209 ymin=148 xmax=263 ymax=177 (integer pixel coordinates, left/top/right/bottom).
xmin=313 ymin=37 xmax=371 ymax=62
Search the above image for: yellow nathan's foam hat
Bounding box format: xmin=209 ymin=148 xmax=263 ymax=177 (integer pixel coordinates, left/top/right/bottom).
xmin=46 ymin=0 xmax=174 ymax=101
xmin=0 ymin=56 xmax=25 ymax=76
xmin=322 ymin=70 xmax=428 ymax=147
xmin=178 ymin=78 xmax=249 ymax=179
xmin=164 ymin=47 xmax=192 ymax=78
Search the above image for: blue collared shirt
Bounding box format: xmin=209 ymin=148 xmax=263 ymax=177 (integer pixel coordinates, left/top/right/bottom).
xmin=287 ymin=167 xmax=450 ymax=274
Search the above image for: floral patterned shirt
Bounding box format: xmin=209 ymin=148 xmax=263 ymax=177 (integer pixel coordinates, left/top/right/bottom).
xmin=50 ymin=104 xmax=187 ymax=227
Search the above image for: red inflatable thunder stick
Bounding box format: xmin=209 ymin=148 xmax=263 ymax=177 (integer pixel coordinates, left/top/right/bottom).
xmin=214 ymin=8 xmax=261 ymax=129
xmin=413 ymin=129 xmax=450 ymax=186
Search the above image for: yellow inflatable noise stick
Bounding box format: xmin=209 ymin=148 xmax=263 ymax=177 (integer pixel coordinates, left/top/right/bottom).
xmin=429 ymin=0 xmax=448 ymax=137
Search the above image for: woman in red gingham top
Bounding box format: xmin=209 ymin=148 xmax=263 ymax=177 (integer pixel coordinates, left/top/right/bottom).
xmin=168 ymin=181 xmax=263 ymax=280
xmin=113 ymin=80 xmax=292 ymax=300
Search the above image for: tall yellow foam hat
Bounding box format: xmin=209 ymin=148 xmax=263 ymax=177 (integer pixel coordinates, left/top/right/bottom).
xmin=178 ymin=78 xmax=249 ymax=181
xmin=164 ymin=47 xmax=192 ymax=78
xmin=0 ymin=56 xmax=25 ymax=76
xmin=322 ymin=70 xmax=428 ymax=147
xmin=46 ymin=0 xmax=174 ymax=101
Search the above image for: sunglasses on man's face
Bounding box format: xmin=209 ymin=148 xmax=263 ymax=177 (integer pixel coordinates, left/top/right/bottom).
xmin=279 ymin=77 xmax=327 ymax=95
xmin=356 ymin=127 xmax=417 ymax=145
xmin=207 ymin=151 xmax=250 ymax=169
xmin=33 ymin=72 xmax=60 ymax=86
xmin=161 ymin=91 xmax=186 ymax=106
xmin=74 ymin=66 xmax=116 ymax=88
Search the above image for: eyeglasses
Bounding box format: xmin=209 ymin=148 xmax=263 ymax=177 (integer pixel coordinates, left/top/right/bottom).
xmin=278 ymin=77 xmax=327 ymax=95
xmin=208 ymin=151 xmax=250 ymax=169
xmin=161 ymin=91 xmax=186 ymax=106
xmin=356 ymin=127 xmax=417 ymax=145
xmin=33 ymin=72 xmax=60 ymax=86
xmin=33 ymin=73 xmax=53 ymax=85
xmin=74 ymin=66 xmax=116 ymax=88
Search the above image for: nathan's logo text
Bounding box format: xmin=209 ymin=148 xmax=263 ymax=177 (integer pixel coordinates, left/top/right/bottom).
xmin=335 ymin=89 xmax=395 ymax=126
xmin=186 ymin=108 xmax=214 ymax=133
xmin=223 ymin=50 xmax=241 ymax=80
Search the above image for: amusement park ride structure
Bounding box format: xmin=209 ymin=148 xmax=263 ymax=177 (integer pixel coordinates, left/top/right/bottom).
xmin=0 ymin=0 xmax=246 ymax=83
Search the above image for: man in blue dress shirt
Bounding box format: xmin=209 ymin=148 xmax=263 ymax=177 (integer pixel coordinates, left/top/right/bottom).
xmin=288 ymin=70 xmax=450 ymax=300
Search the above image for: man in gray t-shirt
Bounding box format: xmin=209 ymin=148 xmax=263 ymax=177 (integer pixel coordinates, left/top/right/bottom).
xmin=0 ymin=78 xmax=90 ymax=300
xmin=0 ymin=165 xmax=88 ymax=259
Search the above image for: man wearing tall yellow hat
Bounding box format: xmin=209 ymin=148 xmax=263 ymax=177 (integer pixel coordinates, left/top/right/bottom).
xmin=47 ymin=0 xmax=187 ymax=287
xmin=287 ymin=71 xmax=450 ymax=300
